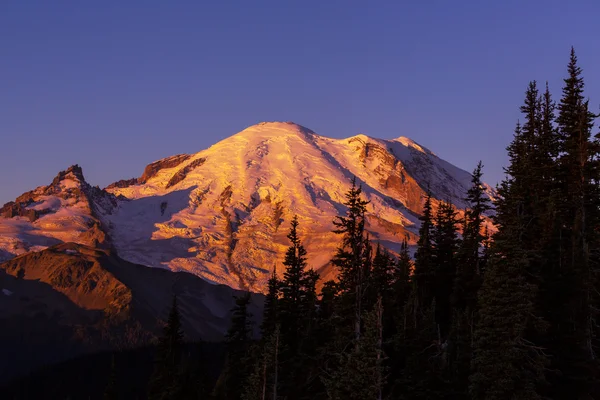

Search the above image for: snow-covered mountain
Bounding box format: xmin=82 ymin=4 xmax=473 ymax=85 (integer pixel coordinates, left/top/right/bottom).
xmin=0 ymin=165 xmax=117 ymax=259
xmin=0 ymin=122 xmax=494 ymax=292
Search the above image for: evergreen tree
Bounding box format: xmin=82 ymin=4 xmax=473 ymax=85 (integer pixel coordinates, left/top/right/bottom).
xmin=243 ymin=325 xmax=280 ymax=400
xmin=148 ymin=296 xmax=185 ymax=400
xmin=395 ymin=195 xmax=454 ymax=399
xmin=323 ymin=297 xmax=386 ymax=400
xmin=261 ymin=266 xmax=280 ymax=337
xmin=277 ymin=216 xmax=320 ymax=400
xmin=450 ymin=163 xmax=491 ymax=395
xmin=536 ymin=82 xmax=559 ymax=193
xmin=368 ymin=243 xmax=395 ymax=313
xmin=279 ymin=215 xmax=315 ymax=353
xmin=460 ymin=161 xmax=491 ymax=278
xmin=545 ymin=47 xmax=600 ymax=398
xmin=453 ymin=162 xmax=491 ymax=311
xmin=479 ymin=226 xmax=491 ymax=276
xmin=388 ymin=239 xmax=412 ymax=395
xmin=368 ymin=243 xmax=396 ymax=397
xmin=469 ymin=82 xmax=553 ymax=398
xmin=469 ymin=138 xmax=549 ymax=397
xmin=515 ymin=80 xmax=551 ymax=258
xmin=413 ymin=192 xmax=435 ymax=311
xmin=241 ymin=356 xmax=265 ymax=400
xmin=313 ymin=279 xmax=340 ymax=363
xmin=331 ymin=177 xmax=371 ymax=344
xmin=393 ymin=238 xmax=412 ymax=317
xmin=302 ymin=279 xmax=341 ymax=400
xmin=214 ymin=293 xmax=255 ymax=400
xmin=319 ymin=280 xmax=339 ymax=322
xmin=396 ymin=297 xmax=447 ymax=400
xmin=469 ymin=243 xmax=546 ymax=399
xmin=322 ymin=178 xmax=384 ymax=398
xmin=432 ymin=201 xmax=459 ymax=339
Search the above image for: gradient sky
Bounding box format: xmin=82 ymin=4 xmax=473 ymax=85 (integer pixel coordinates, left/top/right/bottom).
xmin=1 ymin=1 xmax=599 ymax=205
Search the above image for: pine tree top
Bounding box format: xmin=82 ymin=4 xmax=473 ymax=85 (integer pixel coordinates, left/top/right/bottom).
xmin=287 ymin=215 xmax=301 ymax=246
xmin=415 ymin=191 xmax=434 ymax=259
xmin=333 ymin=176 xmax=370 ymax=234
xmin=227 ymin=293 xmax=254 ymax=344
xmin=163 ymin=295 xmax=184 ymax=347
xmin=557 ymin=47 xmax=588 ymax=131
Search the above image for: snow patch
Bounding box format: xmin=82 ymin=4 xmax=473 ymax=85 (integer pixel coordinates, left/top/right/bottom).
xmin=393 ymin=136 xmax=433 ymax=155
xmin=27 ymin=196 xmax=62 ymax=211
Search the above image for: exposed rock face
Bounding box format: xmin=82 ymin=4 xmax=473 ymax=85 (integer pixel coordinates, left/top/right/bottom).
xmin=105 ymin=154 xmax=193 ymax=190
xmin=0 ymin=165 xmax=117 ymax=261
xmin=0 ymin=202 xmax=41 ymax=222
xmin=166 ymin=157 xmax=206 ymax=188
xmin=139 ymin=154 xmax=191 ymax=184
xmin=105 ymin=178 xmax=139 ymax=190
xmin=0 ymin=243 xmax=263 ymax=382
xmin=50 ymin=164 xmax=86 ymax=186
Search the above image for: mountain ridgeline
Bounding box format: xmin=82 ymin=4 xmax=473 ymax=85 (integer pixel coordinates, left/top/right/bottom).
xmin=0 ymin=121 xmax=495 ymax=292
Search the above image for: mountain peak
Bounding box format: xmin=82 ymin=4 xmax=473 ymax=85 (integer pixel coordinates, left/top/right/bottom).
xmin=346 ymin=133 xmax=375 ymax=143
xmin=236 ymin=121 xmax=317 ymax=140
xmin=392 ymin=136 xmax=433 ymax=155
xmin=50 ymin=164 xmax=87 ymax=188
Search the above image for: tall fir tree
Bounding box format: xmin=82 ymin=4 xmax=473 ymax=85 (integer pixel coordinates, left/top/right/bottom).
xmin=214 ymin=293 xmax=255 ymax=400
xmin=369 ymin=243 xmax=395 ymax=314
xmin=388 ymin=238 xmax=412 ymax=396
xmin=450 ymin=162 xmax=491 ymax=395
xmin=396 ymin=296 xmax=447 ymax=400
xmin=319 ymin=280 xmax=339 ymax=322
xmin=537 ymin=82 xmax=560 ymax=193
xmin=453 ymin=162 xmax=491 ymax=311
xmin=331 ymin=177 xmax=371 ymax=344
xmin=460 ymin=161 xmax=491 ymax=279
xmin=243 ymin=325 xmax=281 ymax=400
xmin=393 ymin=238 xmax=412 ymax=321
xmin=469 ymin=240 xmax=547 ymax=399
xmin=432 ymin=200 xmax=459 ymax=340
xmin=546 ymin=47 xmax=600 ymax=398
xmin=413 ymin=192 xmax=435 ymax=311
xmin=261 ymin=266 xmax=280 ymax=337
xmin=279 ymin=215 xmax=314 ymax=353
xmin=278 ymin=215 xmax=320 ymax=400
xmin=469 ymin=81 xmax=554 ymax=398
xmin=396 ymin=194 xmax=453 ymax=399
xmin=479 ymin=226 xmax=491 ymax=276
xmin=323 ymin=297 xmax=386 ymax=400
xmin=148 ymin=296 xmax=186 ymax=400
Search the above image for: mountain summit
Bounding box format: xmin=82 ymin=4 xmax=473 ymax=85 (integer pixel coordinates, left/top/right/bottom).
xmin=0 ymin=122 xmax=494 ymax=292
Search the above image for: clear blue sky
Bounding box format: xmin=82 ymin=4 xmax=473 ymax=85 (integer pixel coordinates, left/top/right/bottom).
xmin=1 ymin=0 xmax=599 ymax=205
